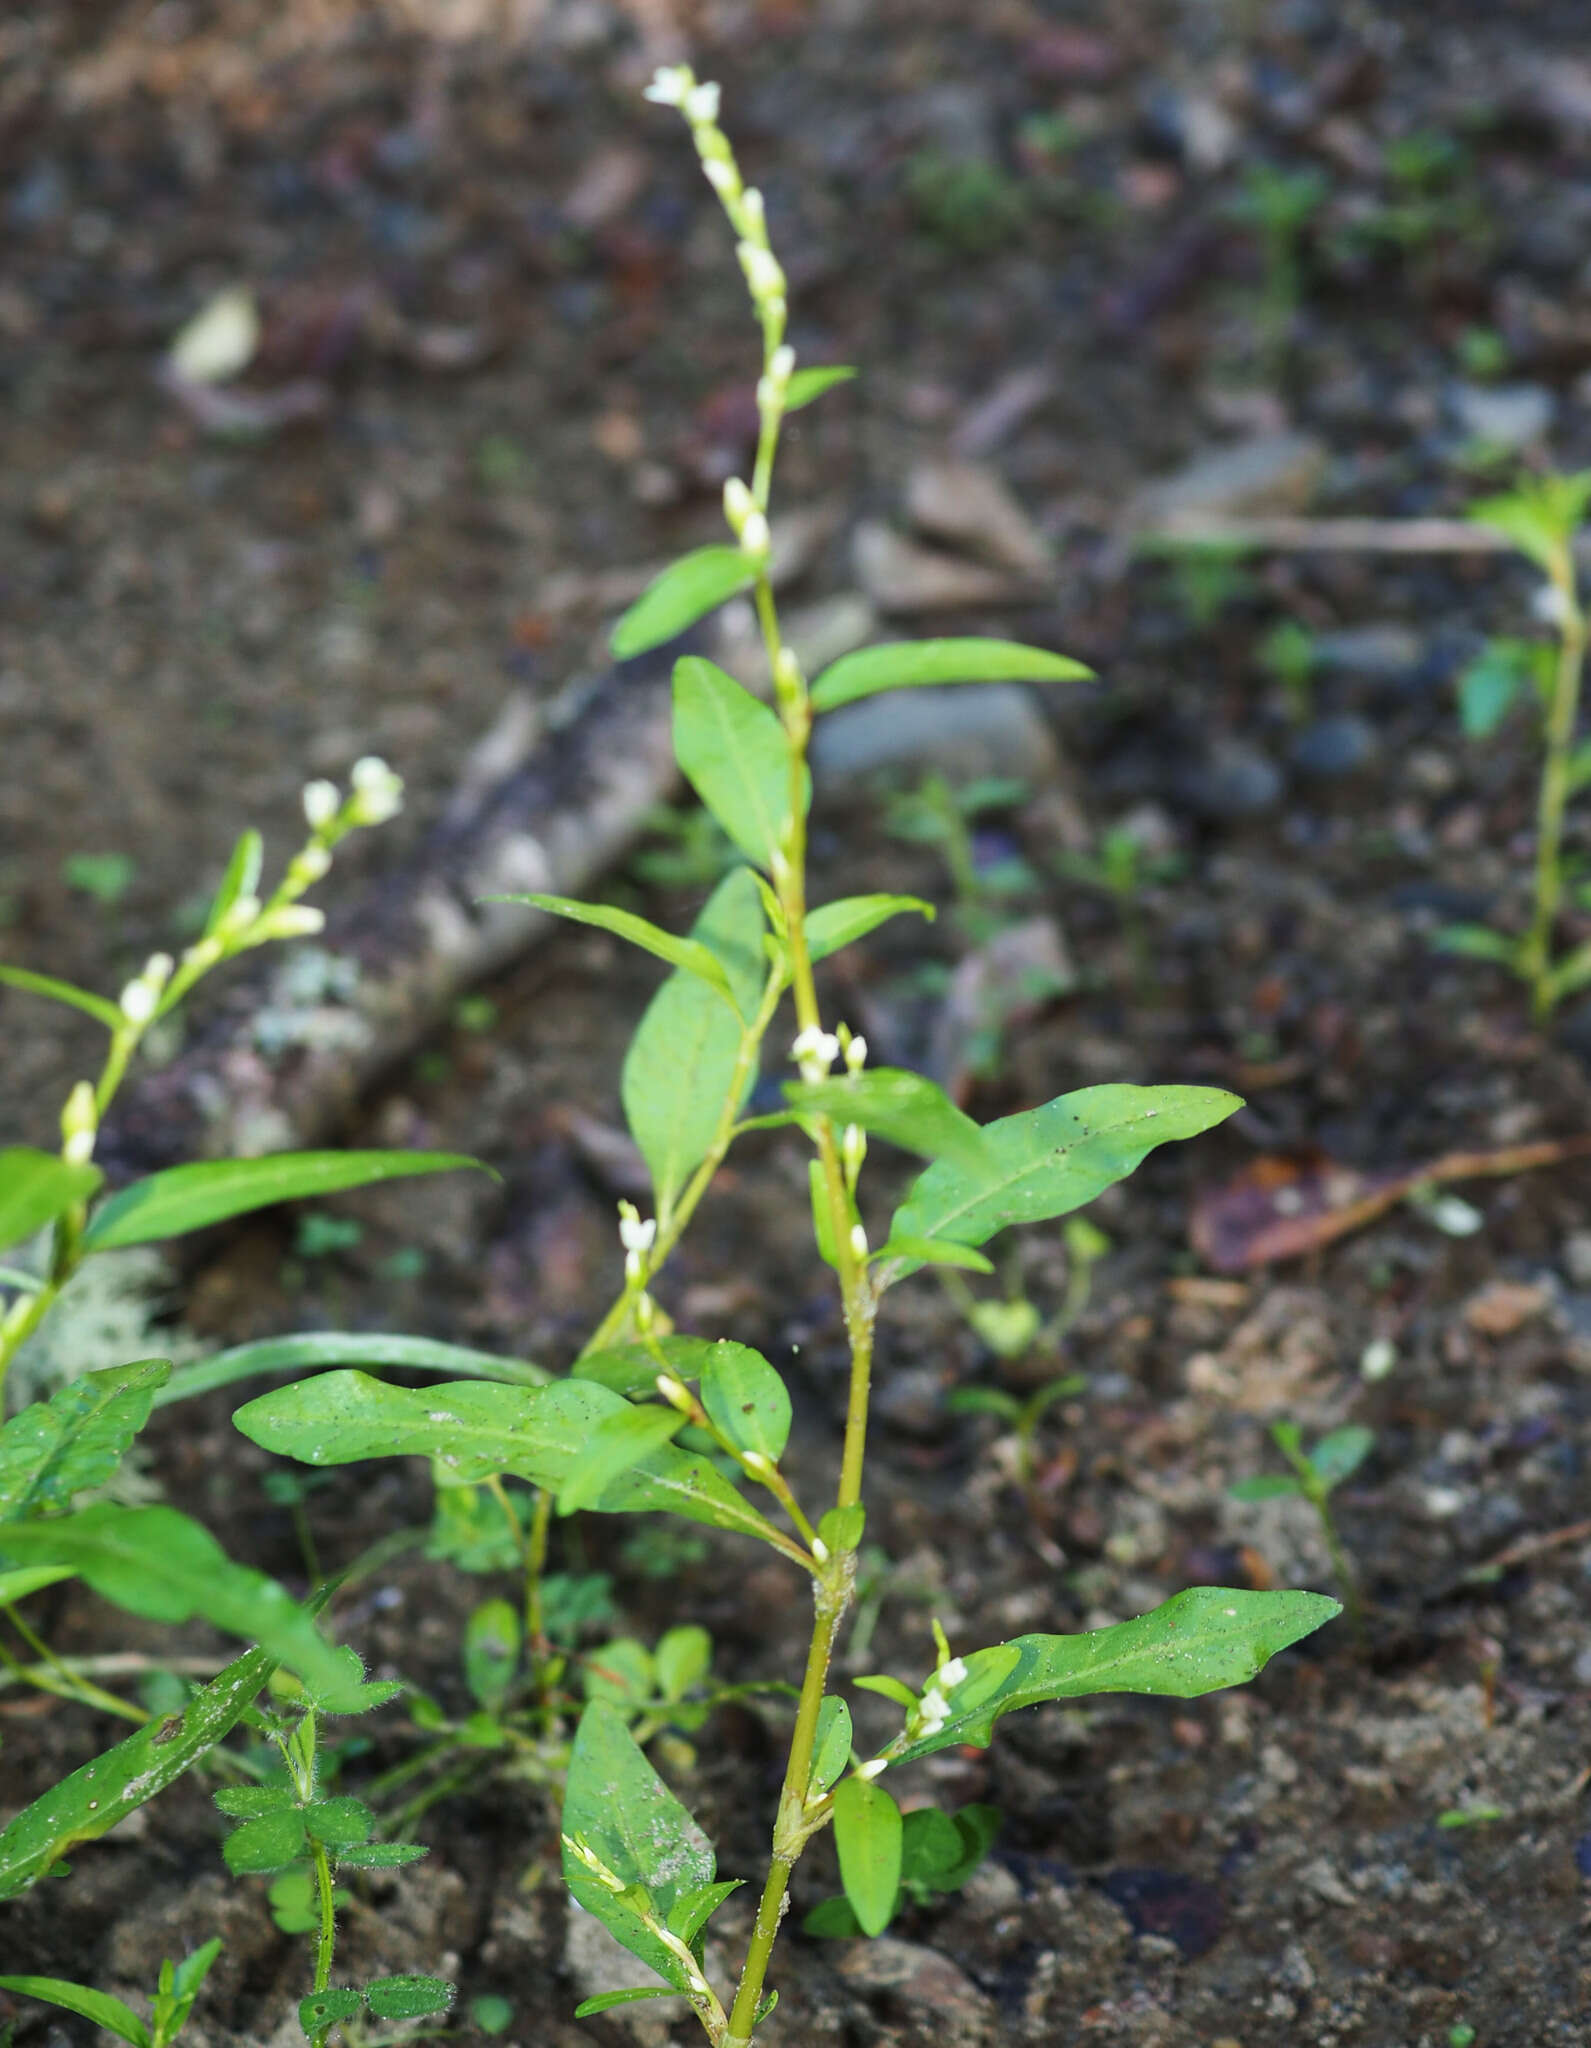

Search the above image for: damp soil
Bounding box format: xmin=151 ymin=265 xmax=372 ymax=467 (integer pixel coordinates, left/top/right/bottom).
xmin=5 ymin=4 xmax=1591 ymax=2045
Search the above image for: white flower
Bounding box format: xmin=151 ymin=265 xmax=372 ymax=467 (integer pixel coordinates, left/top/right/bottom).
xmin=684 ymin=80 xmax=721 ymax=126
xmin=768 ymin=343 xmax=795 ymax=384
xmin=347 ymin=756 xmax=404 ymax=826
xmin=643 ymin=66 xmax=693 ymax=108
xmin=854 ymin=1758 xmax=888 ymax=1782
xmin=849 ymin=1222 xmax=868 ymax=1260
xmin=118 ymin=978 xmax=157 ymax=1025
xmin=655 ymin=1373 xmax=691 ymax=1412
xmin=618 ymin=1201 xmax=657 ymax=1256
xmin=302 ymin=779 xmax=340 ymax=830
xmin=843 ymin=1033 xmax=867 ymax=1074
xmin=703 ymin=158 xmax=738 ymax=198
xmin=936 ymin=1656 xmax=968 ymax=1690
xmin=736 ymin=241 xmax=785 ymax=305
xmin=913 ymin=1687 xmax=950 ymax=1735
xmin=842 ymin=1123 xmax=866 ymax=1182
xmin=791 ymin=1025 xmax=839 ymax=1082
xmin=739 ymin=189 xmax=766 ymax=238
xmin=738 ymin=509 xmax=770 ymax=560
xmin=722 ymin=475 xmax=757 ymax=536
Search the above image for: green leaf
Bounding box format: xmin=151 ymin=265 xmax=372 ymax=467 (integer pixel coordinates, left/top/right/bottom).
xmin=299 ymin=1989 xmax=362 ymax=2033
xmin=802 ymin=1895 xmax=864 ymax=1938
xmin=234 ymin=1372 xmax=785 ymax=1549
xmin=83 ymin=1151 xmax=489 ymax=1252
xmin=302 ymin=1796 xmax=374 ymax=1849
xmin=0 ymin=1564 xmax=75 ymax=1602
xmin=574 ymin=1988 xmax=682 ymax=2018
xmin=0 ymin=967 xmax=122 ymax=1030
xmin=805 ymin=894 xmax=935 ymax=964
xmin=674 ymin=656 xmax=809 ymax=872
xmin=562 ymin=1700 xmax=716 ymax=1988
xmin=784 ymin=1070 xmax=989 ymax=1171
xmin=654 ymin=1624 xmax=712 ymax=1701
xmin=891 ymin=1587 xmax=1340 ymax=1766
xmin=698 ymin=1342 xmax=791 ymax=1462
xmin=557 ymin=1405 xmax=686 ymax=1517
xmin=0 ymin=1147 xmax=104 ymax=1256
xmin=1432 ymin=923 xmax=1519 ymax=965
xmin=624 ymin=867 xmax=765 ymax=1218
xmin=0 ymin=1358 xmax=170 ymax=1522
xmin=818 ymin=1503 xmax=865 ymax=1554
xmin=667 ymin=1878 xmax=742 ymax=1953
xmin=223 ymin=1809 xmax=306 ymax=1874
xmin=784 ymin=365 xmax=857 ymax=411
xmin=0 ymin=1505 xmax=360 ymax=1708
xmin=810 ymin=638 xmax=1091 ymax=714
xmin=1456 ymin=643 xmax=1527 ymax=739
xmin=1308 ymin=1426 xmax=1374 ymax=1490
xmin=888 ymin=1085 xmax=1239 ymax=1276
xmin=943 ymin=1803 xmax=1001 ymax=1888
xmin=364 ymin=1977 xmax=455 ymax=2020
xmin=871 ymin=1236 xmax=994 ymax=1275
xmin=900 ymin=1807 xmax=964 ymax=1887
xmin=337 ymin=1841 xmax=430 ymax=1868
xmin=611 ymin=547 xmax=755 ymax=660
xmin=0 ymin=1977 xmax=151 ymax=2048
xmin=1228 ymin=1474 xmax=1302 ymax=1502
xmin=202 ymin=829 xmax=263 ymax=942
xmin=1470 ymin=470 xmax=1591 ymax=576
xmin=478 ymin=894 xmax=738 ymax=1010
xmin=809 ymin=1696 xmax=854 ymax=1796
xmin=0 ymin=1643 xmax=273 ymax=1897
xmin=156 ymin=1331 xmax=547 ymax=1409
xmin=212 ymin=1785 xmax=295 ymax=1819
xmin=464 ymin=1598 xmax=521 ymax=1713
xmin=584 ymin=1637 xmax=654 ymax=1711
xmin=855 ymin=1673 xmax=917 ymax=1713
xmin=944 ymin=1387 xmax=1023 ymax=1424
xmin=160 ymin=1938 xmax=224 ymax=2040
xmin=832 ymin=1776 xmax=903 ymax=1937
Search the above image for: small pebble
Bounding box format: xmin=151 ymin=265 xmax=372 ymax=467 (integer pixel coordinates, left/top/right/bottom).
xmin=1290 ymin=713 xmax=1377 ymax=779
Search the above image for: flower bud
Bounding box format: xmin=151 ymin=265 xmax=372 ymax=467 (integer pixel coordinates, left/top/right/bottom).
xmin=216 ymin=893 xmax=262 ymax=939
xmin=739 ymin=189 xmax=766 ymax=240
xmin=618 ymin=1202 xmax=657 ymax=1256
xmin=722 ymin=475 xmax=757 ymax=537
xmin=702 ymin=158 xmax=738 ymax=200
xmin=347 ymin=756 xmax=404 ymax=826
xmin=118 ymin=977 xmax=157 ymax=1025
xmin=259 ymin=905 xmax=326 ymax=941
xmin=61 ymin=1080 xmax=97 ymax=1165
xmin=848 ymin=1222 xmax=868 ymax=1261
xmin=738 ymin=509 xmax=771 ymax=561
xmin=684 ymin=80 xmax=721 ymax=126
xmin=736 ymin=241 xmax=785 ymax=306
xmin=844 ymin=1034 xmax=868 ymax=1075
xmin=790 ymin=1025 xmax=839 ymax=1083
xmin=290 ymin=843 xmax=332 ymax=885
xmin=854 ymin=1758 xmax=888 ymax=1783
xmin=302 ymin=779 xmax=340 ymax=831
xmin=655 ymin=1373 xmax=692 ymax=1413
xmin=643 ymin=65 xmax=693 ymax=107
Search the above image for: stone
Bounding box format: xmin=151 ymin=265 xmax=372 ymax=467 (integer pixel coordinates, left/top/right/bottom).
xmin=811 ymin=681 xmax=1057 ymax=790
xmin=1130 ymin=431 xmax=1327 ymax=529
xmin=851 ymin=521 xmax=1029 ymax=613
xmin=1290 ymin=713 xmax=1377 ymax=778
xmin=1312 ymin=623 xmax=1423 ymax=680
xmin=834 ymin=1937 xmax=996 ymax=2048
xmin=1176 ymin=736 xmax=1284 ymax=817
xmin=905 ymin=459 xmax=1053 ymax=579
xmin=1450 ymin=380 xmax=1556 ymax=452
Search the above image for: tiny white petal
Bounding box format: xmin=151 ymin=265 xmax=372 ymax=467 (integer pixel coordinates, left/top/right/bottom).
xmin=685 ymin=81 xmax=721 ymax=125
xmin=854 ymin=1758 xmax=888 ymax=1782
xmin=302 ymin=779 xmax=340 ymax=829
xmin=937 ymin=1657 xmax=968 ymax=1688
xmin=119 ymin=979 xmax=157 ymax=1025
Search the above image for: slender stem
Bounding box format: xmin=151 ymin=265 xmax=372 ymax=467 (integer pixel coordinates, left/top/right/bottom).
xmin=1 ymin=1603 xmax=147 ymax=1721
xmin=1528 ymin=553 xmax=1589 ymax=1020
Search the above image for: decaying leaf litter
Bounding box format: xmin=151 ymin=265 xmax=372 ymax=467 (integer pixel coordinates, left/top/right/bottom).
xmin=6 ymin=1 xmax=1591 ymax=2042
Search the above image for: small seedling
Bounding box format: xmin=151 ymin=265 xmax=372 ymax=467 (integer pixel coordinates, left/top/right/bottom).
xmin=1435 ymin=470 xmax=1591 ymax=1019
xmin=882 ymin=772 xmax=1035 ymax=941
xmin=62 ymin=851 xmax=137 ymax=908
xmin=1231 ymin=1422 xmax=1373 ymax=1635
xmin=945 ymin=1374 xmax=1085 ymax=1500
xmin=1229 ymin=165 xmax=1327 ymax=378
xmin=1256 ymin=616 xmax=1317 ymax=724
xmin=0 ymin=1941 xmax=224 ymax=2048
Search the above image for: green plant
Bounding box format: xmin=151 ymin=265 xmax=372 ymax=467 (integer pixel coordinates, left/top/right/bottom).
xmin=0 ymin=68 xmax=1339 ymax=2045
xmin=1228 ymin=165 xmax=1326 ymax=378
xmin=62 ymin=851 xmax=137 ymax=908
xmin=1230 ymin=1422 xmax=1373 ymax=1637
xmin=1256 ymin=616 xmax=1317 ymax=724
xmin=1435 ymin=471 xmax=1591 ymax=1018
xmin=882 ymin=771 xmax=1033 ymax=940
xmin=904 ymin=150 xmax=1029 ymax=254
xmin=225 ymin=69 xmax=1337 ymax=2041
xmin=0 ymin=1940 xmax=224 ymax=2048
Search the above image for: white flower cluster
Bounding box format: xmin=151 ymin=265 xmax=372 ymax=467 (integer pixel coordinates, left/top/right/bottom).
xmin=722 ymin=475 xmax=770 ymax=563
xmin=908 ymin=1658 xmax=967 ymax=1742
xmin=618 ymin=1199 xmax=656 ymax=1286
xmin=790 ymin=1024 xmax=839 ymax=1083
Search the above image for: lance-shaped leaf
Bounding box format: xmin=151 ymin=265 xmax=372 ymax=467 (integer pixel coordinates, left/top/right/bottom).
xmin=611 ymin=546 xmax=755 ymax=660
xmin=784 ymin=1069 xmax=990 ymax=1171
xmin=810 ymin=1696 xmax=853 ymax=1795
xmin=869 ymin=1236 xmax=993 ymax=1275
xmin=202 ymin=828 xmax=263 ymax=941
xmin=0 ymin=1147 xmax=103 ymax=1256
xmin=784 ymin=364 xmax=856 ymax=411
xmin=810 ymin=637 xmax=1091 ymax=713
xmin=805 ymin=893 xmax=934 ymax=964
xmin=0 ymin=1357 xmax=170 ymax=1523
xmin=832 ymin=1776 xmax=903 ymax=1937
xmin=557 ymin=1405 xmax=685 ymax=1517
xmin=698 ymin=1342 xmax=791 ymax=1462
xmin=0 ymin=1644 xmax=274 ymax=1897
xmin=624 ymin=867 xmax=764 ymax=1219
xmin=674 ymin=657 xmax=809 ymax=872
xmin=234 ymin=1371 xmax=783 ymax=1549
xmin=156 ymin=1331 xmax=547 ymax=1409
xmin=0 ymin=967 xmax=122 ymax=1030
xmin=364 ymin=1979 xmax=454 ymax=2022
xmin=1307 ymin=1425 xmax=1375 ymax=1489
xmin=886 ymin=1084 xmax=1240 ymax=1277
xmin=478 ymin=893 xmax=738 ymax=1012
xmin=0 ymin=1504 xmax=361 ymax=1708
xmin=0 ymin=1977 xmax=152 ymax=2048
xmin=890 ymin=1588 xmax=1339 ymax=1767
xmin=83 ymin=1150 xmax=490 ymax=1251
xmin=562 ymin=1700 xmax=716 ymax=1988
